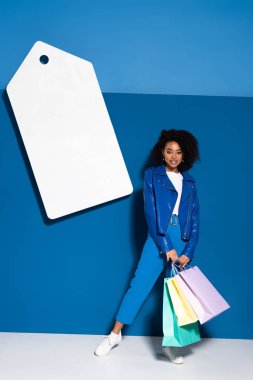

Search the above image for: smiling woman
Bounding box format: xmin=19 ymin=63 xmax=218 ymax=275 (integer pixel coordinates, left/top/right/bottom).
xmin=163 ymin=142 xmax=183 ymax=167
xmin=152 ymin=129 xmax=200 ymax=172
xmin=94 ymin=129 xmax=201 ymax=364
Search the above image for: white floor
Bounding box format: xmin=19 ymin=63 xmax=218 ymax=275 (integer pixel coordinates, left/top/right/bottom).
xmin=0 ymin=333 xmax=252 ymax=380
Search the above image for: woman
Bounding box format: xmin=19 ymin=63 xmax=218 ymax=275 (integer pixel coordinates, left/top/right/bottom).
xmin=94 ymin=129 xmax=200 ymax=364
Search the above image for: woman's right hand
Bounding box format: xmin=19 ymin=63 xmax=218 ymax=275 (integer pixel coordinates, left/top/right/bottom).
xmin=166 ymin=249 xmax=178 ymax=263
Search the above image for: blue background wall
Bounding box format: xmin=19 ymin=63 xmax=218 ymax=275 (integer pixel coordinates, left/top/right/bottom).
xmin=1 ymin=92 xmax=252 ymax=339
xmin=0 ymin=0 xmax=252 ymax=339
xmin=0 ymin=0 xmax=253 ymax=96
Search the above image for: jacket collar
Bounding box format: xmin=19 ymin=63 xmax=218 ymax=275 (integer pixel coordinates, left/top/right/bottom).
xmin=153 ymin=164 xmax=195 ymax=202
xmin=152 ymin=164 xmax=195 ymax=182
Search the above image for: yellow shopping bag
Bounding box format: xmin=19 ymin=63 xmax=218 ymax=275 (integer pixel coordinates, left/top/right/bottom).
xmin=166 ymin=276 xmax=199 ymax=326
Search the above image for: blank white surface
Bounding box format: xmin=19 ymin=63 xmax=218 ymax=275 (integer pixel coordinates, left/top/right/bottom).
xmin=7 ymin=41 xmax=133 ymax=219
xmin=0 ymin=333 xmax=252 ymax=380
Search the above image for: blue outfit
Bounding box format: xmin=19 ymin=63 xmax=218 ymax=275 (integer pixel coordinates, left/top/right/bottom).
xmin=115 ymin=164 xmax=200 ymax=326
xmin=116 ymin=215 xmax=186 ymax=325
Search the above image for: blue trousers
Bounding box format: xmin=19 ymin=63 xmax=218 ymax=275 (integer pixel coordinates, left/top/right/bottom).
xmin=115 ymin=215 xmax=187 ymax=325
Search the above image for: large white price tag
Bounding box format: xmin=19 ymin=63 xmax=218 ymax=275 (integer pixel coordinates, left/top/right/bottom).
xmin=7 ymin=41 xmax=133 ymax=219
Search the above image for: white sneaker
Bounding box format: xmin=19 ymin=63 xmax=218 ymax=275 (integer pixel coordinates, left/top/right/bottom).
xmin=94 ymin=331 xmax=122 ymax=356
xmin=162 ymin=346 xmax=184 ymax=364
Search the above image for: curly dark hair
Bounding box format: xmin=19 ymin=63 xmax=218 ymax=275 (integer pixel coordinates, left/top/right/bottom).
xmin=151 ymin=129 xmax=200 ymax=172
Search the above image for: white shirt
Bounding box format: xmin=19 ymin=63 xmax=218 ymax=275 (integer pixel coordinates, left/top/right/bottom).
xmin=166 ymin=171 xmax=183 ymax=215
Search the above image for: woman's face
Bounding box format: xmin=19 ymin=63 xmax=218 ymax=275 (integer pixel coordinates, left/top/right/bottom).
xmin=162 ymin=141 xmax=183 ymax=171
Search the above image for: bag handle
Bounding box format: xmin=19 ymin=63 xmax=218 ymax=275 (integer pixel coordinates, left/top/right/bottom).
xmin=172 ymin=261 xmax=193 ymax=273
xmin=171 ymin=262 xmax=180 ymax=277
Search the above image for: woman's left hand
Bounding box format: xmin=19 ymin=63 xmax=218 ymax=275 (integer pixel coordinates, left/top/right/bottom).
xmin=176 ymin=254 xmax=190 ymax=268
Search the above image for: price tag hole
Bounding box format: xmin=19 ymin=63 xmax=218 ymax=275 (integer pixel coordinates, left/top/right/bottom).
xmin=39 ymin=55 xmax=49 ymax=65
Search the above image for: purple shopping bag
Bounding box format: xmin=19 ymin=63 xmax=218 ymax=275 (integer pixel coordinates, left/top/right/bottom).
xmin=174 ymin=275 xmax=213 ymax=324
xmin=174 ymin=264 xmax=230 ymax=324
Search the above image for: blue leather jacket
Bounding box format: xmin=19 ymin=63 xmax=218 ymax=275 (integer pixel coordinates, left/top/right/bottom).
xmin=143 ymin=164 xmax=200 ymax=260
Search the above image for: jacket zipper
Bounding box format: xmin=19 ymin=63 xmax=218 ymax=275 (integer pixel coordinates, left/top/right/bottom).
xmin=184 ymin=194 xmax=192 ymax=239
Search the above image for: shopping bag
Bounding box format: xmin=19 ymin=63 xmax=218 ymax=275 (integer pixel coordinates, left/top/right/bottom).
xmin=166 ymin=276 xmax=198 ymax=326
xmin=162 ymin=277 xmax=201 ymax=347
xmin=175 ymin=264 xmax=230 ymax=324
xmin=174 ymin=274 xmax=213 ymax=324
